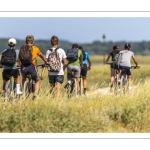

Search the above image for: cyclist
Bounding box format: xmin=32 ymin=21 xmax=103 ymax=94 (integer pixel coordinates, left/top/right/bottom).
xmin=118 ymin=43 xmax=140 ymax=92
xmin=105 ymin=45 xmax=120 ymax=91
xmin=78 ymin=46 xmax=92 ymax=95
xmin=0 ymin=38 xmax=22 ymax=95
xmin=65 ymin=43 xmax=83 ymax=94
xmin=18 ymin=35 xmax=49 ymax=99
xmin=41 ymin=35 xmax=67 ymax=98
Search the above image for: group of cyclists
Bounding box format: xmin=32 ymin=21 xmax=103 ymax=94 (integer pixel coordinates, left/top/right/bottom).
xmin=0 ymin=35 xmax=92 ymax=100
xmin=105 ymin=43 xmax=140 ymax=92
xmin=0 ymin=34 xmax=140 ymax=100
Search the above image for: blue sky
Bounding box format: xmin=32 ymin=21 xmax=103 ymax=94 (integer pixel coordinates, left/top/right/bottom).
xmin=1 ymin=17 xmax=150 ymax=44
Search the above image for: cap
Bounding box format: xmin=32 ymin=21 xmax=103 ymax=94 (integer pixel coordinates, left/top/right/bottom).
xmin=8 ymin=38 xmax=17 ymax=44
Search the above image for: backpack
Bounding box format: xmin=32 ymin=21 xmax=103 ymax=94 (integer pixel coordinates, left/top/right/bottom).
xmin=113 ymin=50 xmax=127 ymax=67
xmin=47 ymin=48 xmax=61 ymax=72
xmin=66 ymin=48 xmax=78 ymax=61
xmin=1 ymin=48 xmax=16 ymax=66
xmin=19 ymin=45 xmax=32 ymax=65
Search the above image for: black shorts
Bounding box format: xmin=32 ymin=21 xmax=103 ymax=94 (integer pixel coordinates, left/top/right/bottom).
xmin=2 ymin=69 xmax=19 ymax=81
xmin=111 ymin=63 xmax=119 ymax=70
xmin=48 ymin=75 xmax=64 ymax=84
xmin=81 ymin=64 xmax=88 ymax=76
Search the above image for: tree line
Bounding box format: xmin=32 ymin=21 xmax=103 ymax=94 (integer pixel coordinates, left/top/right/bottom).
xmin=0 ymin=38 xmax=150 ymax=55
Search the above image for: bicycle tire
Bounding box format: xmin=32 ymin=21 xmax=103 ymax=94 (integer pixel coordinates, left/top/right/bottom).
xmin=67 ymin=78 xmax=77 ymax=98
xmin=121 ymin=75 xmax=128 ymax=94
xmin=120 ymin=75 xmax=128 ymax=94
xmin=23 ymin=81 xmax=32 ymax=99
xmin=114 ymin=73 xmax=120 ymax=95
xmin=79 ymin=77 xmax=83 ymax=96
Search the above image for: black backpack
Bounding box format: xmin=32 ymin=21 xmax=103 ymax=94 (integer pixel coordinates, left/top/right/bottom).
xmin=1 ymin=48 xmax=16 ymax=66
xmin=66 ymin=48 xmax=78 ymax=61
xmin=19 ymin=45 xmax=32 ymax=65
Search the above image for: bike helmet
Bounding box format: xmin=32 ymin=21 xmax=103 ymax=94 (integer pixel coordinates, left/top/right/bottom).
xmin=8 ymin=38 xmax=17 ymax=45
xmin=124 ymin=43 xmax=131 ymax=49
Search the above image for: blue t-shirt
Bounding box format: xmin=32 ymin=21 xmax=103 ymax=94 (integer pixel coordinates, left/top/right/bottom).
xmin=83 ymin=52 xmax=90 ymax=65
xmin=2 ymin=49 xmax=19 ymax=70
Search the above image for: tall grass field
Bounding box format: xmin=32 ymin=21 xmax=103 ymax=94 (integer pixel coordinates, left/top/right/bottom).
xmin=0 ymin=55 xmax=150 ymax=132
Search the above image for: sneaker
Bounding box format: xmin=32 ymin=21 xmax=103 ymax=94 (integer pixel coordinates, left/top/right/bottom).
xmin=17 ymin=91 xmax=23 ymax=95
xmin=110 ymin=88 xmax=113 ymax=92
xmin=118 ymin=78 xmax=121 ymax=83
xmin=64 ymin=80 xmax=71 ymax=89
xmin=32 ymin=92 xmax=39 ymax=100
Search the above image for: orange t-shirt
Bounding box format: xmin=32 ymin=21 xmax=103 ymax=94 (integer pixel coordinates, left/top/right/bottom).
xmin=32 ymin=45 xmax=42 ymax=66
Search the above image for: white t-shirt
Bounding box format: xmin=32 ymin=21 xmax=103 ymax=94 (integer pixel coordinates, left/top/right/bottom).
xmin=46 ymin=47 xmax=67 ymax=75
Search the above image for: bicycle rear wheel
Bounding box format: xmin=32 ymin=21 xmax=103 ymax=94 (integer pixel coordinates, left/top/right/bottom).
xmin=67 ymin=79 xmax=77 ymax=98
xmin=120 ymin=75 xmax=128 ymax=94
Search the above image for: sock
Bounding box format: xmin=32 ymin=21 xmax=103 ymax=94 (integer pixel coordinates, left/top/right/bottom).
xmin=16 ymin=84 xmax=21 ymax=92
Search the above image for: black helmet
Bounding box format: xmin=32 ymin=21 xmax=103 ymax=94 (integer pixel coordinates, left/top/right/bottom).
xmin=124 ymin=43 xmax=131 ymax=49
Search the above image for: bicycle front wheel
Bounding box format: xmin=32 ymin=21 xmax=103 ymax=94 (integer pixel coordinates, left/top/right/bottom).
xmin=23 ymin=81 xmax=32 ymax=99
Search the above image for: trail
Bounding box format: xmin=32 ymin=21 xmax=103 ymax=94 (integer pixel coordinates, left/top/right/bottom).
xmin=87 ymin=85 xmax=137 ymax=96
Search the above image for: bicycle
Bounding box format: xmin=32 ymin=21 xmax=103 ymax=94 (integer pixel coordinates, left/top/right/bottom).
xmin=119 ymin=66 xmax=140 ymax=94
xmin=22 ymin=64 xmax=44 ymax=100
xmin=107 ymin=62 xmax=120 ymax=95
xmin=64 ymin=70 xmax=83 ymax=98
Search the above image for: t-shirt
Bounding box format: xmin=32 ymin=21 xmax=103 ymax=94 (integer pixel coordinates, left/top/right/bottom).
xmin=46 ymin=47 xmax=67 ymax=75
xmin=119 ymin=50 xmax=134 ymax=67
xmin=83 ymin=52 xmax=90 ymax=65
xmin=31 ymin=46 xmax=42 ymax=66
xmin=2 ymin=49 xmax=19 ymax=70
xmin=110 ymin=50 xmax=120 ymax=61
xmin=67 ymin=49 xmax=82 ymax=67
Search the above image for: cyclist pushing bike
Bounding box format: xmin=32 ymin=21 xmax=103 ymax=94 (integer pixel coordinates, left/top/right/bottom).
xmin=65 ymin=43 xmax=83 ymax=95
xmin=18 ymin=35 xmax=49 ymax=99
xmin=118 ymin=43 xmax=140 ymax=92
xmin=0 ymin=38 xmax=22 ymax=98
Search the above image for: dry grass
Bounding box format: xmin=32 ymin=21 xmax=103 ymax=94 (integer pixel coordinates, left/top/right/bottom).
xmin=0 ymin=61 xmax=150 ymax=132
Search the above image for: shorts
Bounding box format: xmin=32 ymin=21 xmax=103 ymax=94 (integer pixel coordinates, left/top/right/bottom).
xmin=81 ymin=64 xmax=88 ymax=76
xmin=111 ymin=63 xmax=119 ymax=70
xmin=48 ymin=75 xmax=64 ymax=84
xmin=2 ymin=69 xmax=19 ymax=81
xmin=119 ymin=66 xmax=131 ymax=76
xmin=67 ymin=65 xmax=81 ymax=78
xmin=21 ymin=64 xmax=40 ymax=82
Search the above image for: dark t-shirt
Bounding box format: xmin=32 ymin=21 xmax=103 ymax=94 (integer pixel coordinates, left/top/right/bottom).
xmin=109 ymin=50 xmax=120 ymax=61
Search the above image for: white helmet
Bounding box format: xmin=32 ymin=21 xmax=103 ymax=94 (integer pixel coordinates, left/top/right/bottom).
xmin=8 ymin=38 xmax=17 ymax=44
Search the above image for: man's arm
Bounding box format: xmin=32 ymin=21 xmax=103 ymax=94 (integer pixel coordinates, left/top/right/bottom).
xmin=88 ymin=58 xmax=92 ymax=70
xmin=62 ymin=58 xmax=68 ymax=71
xmin=132 ymin=55 xmax=140 ymax=68
xmin=38 ymin=53 xmax=49 ymax=64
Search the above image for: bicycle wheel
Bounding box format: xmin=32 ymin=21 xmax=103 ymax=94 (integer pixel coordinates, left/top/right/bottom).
xmin=121 ymin=75 xmax=128 ymax=94
xmin=114 ymin=74 xmax=120 ymax=95
xmin=120 ymin=75 xmax=128 ymax=94
xmin=3 ymin=80 xmax=14 ymax=102
xmin=67 ymin=78 xmax=77 ymax=98
xmin=23 ymin=81 xmax=32 ymax=99
xmin=79 ymin=77 xmax=83 ymax=96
